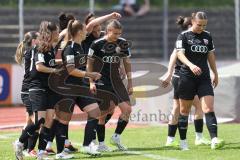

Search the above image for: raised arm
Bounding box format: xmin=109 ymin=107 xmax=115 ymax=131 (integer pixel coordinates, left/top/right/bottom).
xmin=86 ymin=12 xmax=121 ymax=33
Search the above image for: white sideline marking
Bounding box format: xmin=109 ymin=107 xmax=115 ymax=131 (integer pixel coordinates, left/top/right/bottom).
xmin=0 ymin=133 xmax=18 ymax=139
xmin=72 ymin=142 xmax=178 ymax=160
xmin=0 ymin=135 xmax=9 ymax=139
xmin=125 ymin=151 xmax=178 ymax=160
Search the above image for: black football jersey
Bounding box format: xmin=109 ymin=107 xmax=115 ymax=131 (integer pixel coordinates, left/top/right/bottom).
xmin=174 ymin=59 xmax=182 ymax=76
xmin=21 ymin=47 xmax=36 ymax=92
xmin=175 ymin=29 xmax=215 ymax=78
xmin=82 ymin=31 xmax=105 ymax=54
xmin=29 ymin=47 xmax=56 ymax=89
xmin=62 ymin=41 xmax=87 ymax=85
xmin=88 ymin=37 xmax=131 ymax=85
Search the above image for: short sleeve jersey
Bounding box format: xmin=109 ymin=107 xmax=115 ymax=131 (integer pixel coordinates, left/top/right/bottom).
xmin=88 ymin=37 xmax=131 ymax=85
xmin=175 ymin=29 xmax=215 ymax=78
xmin=174 ymin=59 xmax=183 ymax=76
xmin=29 ymin=48 xmax=55 ymax=89
xmin=21 ymin=47 xmax=35 ymax=92
xmin=62 ymin=41 xmax=86 ymax=85
xmin=82 ymin=31 xmax=105 ymax=54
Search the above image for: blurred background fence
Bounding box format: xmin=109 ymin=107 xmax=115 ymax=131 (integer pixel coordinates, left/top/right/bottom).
xmin=0 ymin=0 xmax=239 ymax=63
xmin=0 ymin=0 xmax=240 ymax=122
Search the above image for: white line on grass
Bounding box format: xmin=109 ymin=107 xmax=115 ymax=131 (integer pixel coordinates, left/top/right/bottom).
xmin=72 ymin=142 xmax=178 ymax=160
xmin=0 ymin=133 xmax=18 ymax=139
xmin=0 ymin=135 xmax=9 ymax=139
xmin=125 ymin=151 xmax=178 ymax=160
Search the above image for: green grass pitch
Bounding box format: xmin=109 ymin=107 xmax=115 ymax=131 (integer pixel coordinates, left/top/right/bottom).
xmin=0 ymin=124 xmax=240 ymax=160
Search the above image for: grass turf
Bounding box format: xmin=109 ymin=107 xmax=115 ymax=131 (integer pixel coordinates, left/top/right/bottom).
xmin=0 ymin=124 xmax=239 ymax=160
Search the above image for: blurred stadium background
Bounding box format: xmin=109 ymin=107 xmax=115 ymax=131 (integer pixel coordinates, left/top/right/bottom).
xmin=0 ymin=0 xmax=240 ymax=160
xmin=0 ymin=1 xmax=240 ymax=159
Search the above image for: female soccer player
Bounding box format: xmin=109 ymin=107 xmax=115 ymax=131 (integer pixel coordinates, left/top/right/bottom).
xmin=14 ymin=31 xmax=39 ymax=158
xmin=88 ymin=20 xmax=133 ymax=151
xmin=59 ymin=19 xmax=102 ymax=156
xmin=176 ymin=11 xmax=224 ymax=150
xmin=162 ymin=16 xmax=210 ymax=148
xmin=82 ymin=13 xmax=119 ymax=152
xmin=54 ymin=12 xmax=121 ymax=155
xmin=29 ymin=21 xmax=64 ymax=160
xmin=13 ymin=21 xmax=61 ymax=160
xmin=44 ymin=12 xmax=78 ymax=155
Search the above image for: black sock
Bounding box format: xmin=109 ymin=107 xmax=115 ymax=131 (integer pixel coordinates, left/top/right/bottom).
xmin=35 ymin=118 xmax=45 ymax=128
xmin=19 ymin=118 xmax=45 ymax=144
xmin=178 ymin=114 xmax=188 ymax=140
xmin=90 ymin=116 xmax=96 ymax=141
xmin=66 ymin=124 xmax=69 ymax=140
xmin=168 ymin=124 xmax=178 ymax=137
xmin=115 ymin=118 xmax=128 ymax=135
xmin=105 ymin=114 xmax=112 ymax=124
xmin=64 ymin=124 xmax=68 ymax=146
xmin=83 ymin=118 xmax=98 ymax=146
xmin=97 ymin=124 xmax=105 ymax=142
xmin=28 ymin=132 xmax=39 ymax=151
xmin=49 ymin=119 xmax=58 ymax=143
xmin=19 ymin=124 xmax=37 ymax=143
xmin=22 ymin=129 xmax=28 ymax=150
xmin=38 ymin=126 xmax=51 ymax=151
xmin=56 ymin=122 xmax=68 ymax=153
xmin=205 ymin=112 xmax=218 ymax=139
xmin=194 ymin=119 xmax=203 ymax=133
xmin=92 ymin=129 xmax=97 ymax=141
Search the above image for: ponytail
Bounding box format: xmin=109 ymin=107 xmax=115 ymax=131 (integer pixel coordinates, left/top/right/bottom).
xmin=15 ymin=41 xmax=25 ymax=64
xmin=15 ymin=31 xmax=38 ymax=65
xmin=59 ymin=12 xmax=75 ymax=31
xmin=67 ymin=19 xmax=74 ymax=40
xmin=176 ymin=16 xmax=191 ymax=31
xmin=62 ymin=20 xmax=74 ymax=49
xmin=61 ymin=20 xmax=84 ymax=49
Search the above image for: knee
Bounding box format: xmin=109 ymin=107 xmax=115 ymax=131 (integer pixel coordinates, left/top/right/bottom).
xmin=120 ymin=107 xmax=132 ymax=120
xmin=58 ymin=119 xmax=69 ymax=125
xmin=123 ymin=106 xmax=132 ymax=116
xmin=88 ymin=108 xmax=101 ymax=119
xmin=180 ymin=107 xmax=189 ymax=116
xmin=45 ymin=114 xmax=55 ymax=127
xmin=203 ymin=108 xmax=214 ymax=113
xmin=194 ymin=109 xmax=204 ymax=119
xmin=169 ymin=115 xmax=179 ymax=125
xmin=194 ymin=114 xmax=203 ymax=119
xmin=98 ymin=117 xmax=105 ymax=124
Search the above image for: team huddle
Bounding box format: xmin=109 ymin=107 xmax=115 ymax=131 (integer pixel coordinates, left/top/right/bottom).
xmin=13 ymin=10 xmax=224 ymax=160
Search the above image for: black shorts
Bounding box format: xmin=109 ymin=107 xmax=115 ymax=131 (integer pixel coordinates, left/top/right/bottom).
xmin=96 ymin=82 xmax=130 ymax=111
xmin=21 ymin=92 xmax=33 ymax=116
xmin=55 ymin=80 xmax=98 ymax=113
xmin=57 ymin=95 xmax=97 ymax=113
xmin=74 ymin=96 xmax=97 ymax=111
xmin=172 ymin=75 xmax=180 ymax=99
xmin=53 ymin=96 xmax=97 ymax=113
xmin=178 ymin=75 xmax=214 ymax=100
xmin=29 ymin=88 xmax=62 ymax=112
